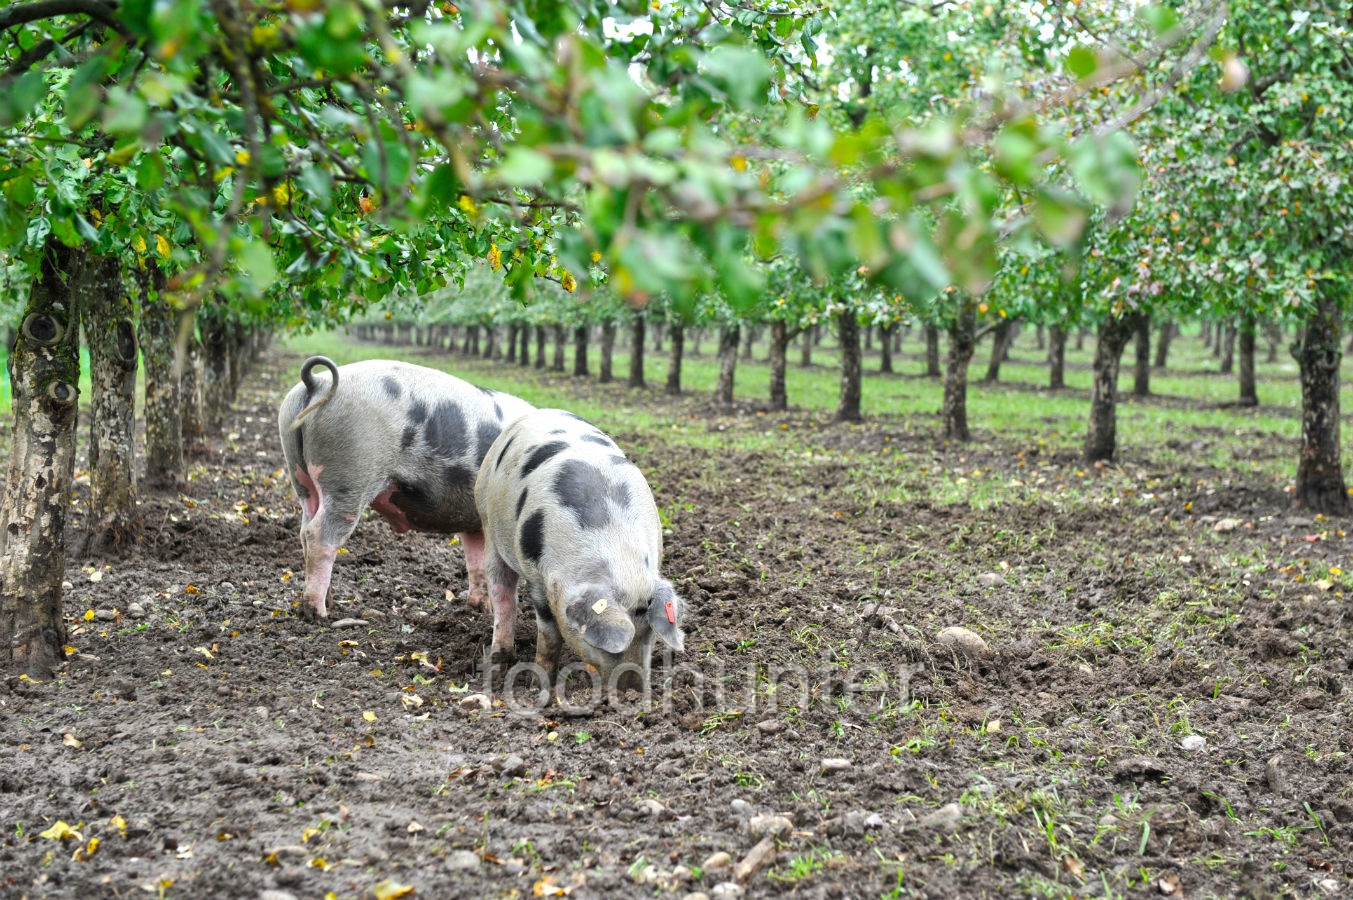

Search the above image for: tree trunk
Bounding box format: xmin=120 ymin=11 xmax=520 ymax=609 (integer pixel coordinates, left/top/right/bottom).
xmin=1153 ymin=320 xmax=1174 ymax=369
xmin=943 ymin=302 xmax=976 ymax=441
xmin=201 ymin=307 xmax=232 ymax=434
xmin=715 ymin=324 xmax=740 ymax=406
xmin=835 ymin=308 xmax=862 ymax=422
xmin=1083 ymin=312 xmax=1145 ymax=464
xmin=799 ymin=327 xmax=812 ymax=368
xmin=83 ymin=255 xmax=141 ymax=556
xmin=1035 ymin=324 xmax=1045 ymax=351
xmin=137 ymin=266 xmax=185 ymax=493
xmin=981 ymin=318 xmax=1013 ymax=384
xmin=181 ymin=328 xmax=209 ymax=459
xmin=628 ymin=316 xmax=646 ymax=388
xmin=483 ymin=324 xmax=498 ymax=359
xmin=598 ymin=319 xmax=616 ymax=383
xmin=505 ymin=322 xmax=519 ymax=364
xmin=879 ymin=322 xmax=895 ymax=374
xmin=769 ymin=320 xmax=790 ymax=412
xmin=1237 ymin=316 xmax=1258 ymax=407
xmin=924 ymin=322 xmax=941 ymax=377
xmin=573 ymin=324 xmax=590 ymax=376
xmin=1219 ymin=322 xmax=1236 ymax=374
xmin=665 ymin=323 xmax=684 ymax=395
xmin=1132 ymin=314 xmax=1151 ymax=398
xmin=741 ymin=326 xmax=755 ymax=361
xmin=0 ymin=239 xmax=82 ymax=678
xmin=534 ymin=324 xmax=546 ymax=370
xmin=1265 ymin=322 xmax=1281 ymax=363
xmin=1292 ymin=293 xmax=1349 ymax=514
xmin=552 ymin=324 xmax=566 ymax=372
xmin=1048 ymin=324 xmax=1067 ymax=390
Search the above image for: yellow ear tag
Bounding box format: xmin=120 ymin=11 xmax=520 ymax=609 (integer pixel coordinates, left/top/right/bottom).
xmin=591 ymin=598 xmax=609 ymax=615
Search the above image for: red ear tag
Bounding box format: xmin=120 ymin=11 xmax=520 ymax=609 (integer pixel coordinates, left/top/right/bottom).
xmin=665 ymin=600 xmax=676 ymax=624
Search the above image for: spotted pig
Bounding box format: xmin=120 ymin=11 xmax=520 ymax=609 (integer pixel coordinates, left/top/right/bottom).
xmin=277 ymin=356 xmax=534 ymax=621
xmin=474 ymin=408 xmax=686 ymax=692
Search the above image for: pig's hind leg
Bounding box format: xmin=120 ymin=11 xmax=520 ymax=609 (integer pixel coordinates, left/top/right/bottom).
xmin=459 ymin=531 xmax=488 ymax=608
xmin=296 ymin=469 xmax=367 ymax=623
xmin=484 ymin=550 xmax=521 ymax=668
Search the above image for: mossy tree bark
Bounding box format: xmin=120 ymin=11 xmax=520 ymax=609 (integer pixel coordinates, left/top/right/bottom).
xmin=0 ymin=239 xmax=83 ymax=678
xmin=573 ymin=325 xmax=589 ymax=376
xmin=84 ymin=254 xmax=141 ymax=555
xmin=665 ymin=323 xmax=684 ymax=396
xmin=136 ymin=265 xmax=187 ymax=492
xmin=715 ymin=324 xmax=740 ymax=407
xmin=835 ymin=307 xmax=862 ymax=422
xmin=942 ymin=301 xmax=977 ymax=441
xmin=1238 ymin=315 xmax=1258 ymax=407
xmin=598 ymin=319 xmax=615 ymax=383
xmin=1048 ymin=323 xmax=1067 ymax=390
xmin=628 ymin=316 xmax=646 ymax=389
xmin=1293 ymin=292 xmax=1349 ymax=514
xmin=1083 ymin=311 xmax=1146 ymax=464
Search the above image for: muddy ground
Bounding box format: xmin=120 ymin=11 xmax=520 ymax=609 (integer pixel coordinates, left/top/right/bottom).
xmin=1 ymin=339 xmax=1351 ymax=900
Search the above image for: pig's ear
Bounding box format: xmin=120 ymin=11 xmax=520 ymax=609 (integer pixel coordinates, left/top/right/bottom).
xmin=646 ymin=580 xmax=685 ymax=651
xmin=564 ymin=594 xmax=635 ymax=655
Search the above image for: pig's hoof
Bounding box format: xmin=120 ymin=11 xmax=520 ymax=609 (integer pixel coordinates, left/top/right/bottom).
xmin=489 ymin=648 xmax=516 ymax=667
xmin=298 ymin=603 xmax=326 ymax=624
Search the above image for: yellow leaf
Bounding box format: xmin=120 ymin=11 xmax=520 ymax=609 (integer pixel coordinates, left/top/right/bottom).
xmin=310 ymin=857 xmax=329 ymax=870
xmin=363 ymin=711 xmax=377 ymax=723
xmin=72 ymin=836 xmax=99 ymax=861
xmin=373 ymin=879 xmax=416 ymax=900
xmin=281 ymin=571 xmax=293 ymax=582
xmin=63 ymin=733 xmax=84 ymax=750
xmin=83 ymin=609 xmax=96 ymax=622
xmin=109 ymin=815 xmax=127 ymax=835
xmin=235 ymin=150 xmax=252 ymax=165
xmin=132 ymin=235 xmax=147 ymax=254
xmin=40 ymin=821 xmax=81 ymax=841
xmin=155 ymin=234 xmax=171 ymax=258
xmin=458 ymin=194 xmax=477 ymax=214
xmin=63 ymin=645 xmax=77 ymax=656
xmin=302 ymin=826 xmax=321 ymax=843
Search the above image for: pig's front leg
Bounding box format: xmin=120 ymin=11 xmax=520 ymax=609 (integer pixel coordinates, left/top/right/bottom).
xmin=459 ymin=531 xmax=487 ymax=607
xmin=532 ymin=601 xmax=564 ymax=689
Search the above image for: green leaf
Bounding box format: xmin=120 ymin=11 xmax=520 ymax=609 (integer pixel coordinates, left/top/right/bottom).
xmin=1034 ymin=191 xmax=1088 ymax=248
xmin=701 ymin=45 xmax=771 ymax=110
xmin=236 ymin=239 xmax=278 ymax=296
xmin=494 ymin=148 xmax=553 ymax=187
xmin=0 ymin=71 xmax=46 ymax=128
xmin=65 ymin=55 xmax=111 ymax=130
xmin=1138 ymin=5 xmax=1180 ymax=36
xmin=1065 ymin=45 xmax=1098 ymax=80
xmin=135 ymin=154 xmax=166 ymax=191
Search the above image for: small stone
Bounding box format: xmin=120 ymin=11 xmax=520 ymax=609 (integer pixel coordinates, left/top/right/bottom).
xmin=359 ymin=608 xmax=385 ymax=620
xmin=935 ymin=626 xmax=991 ymax=658
xmin=446 ymin=849 xmax=480 ymax=870
xmin=701 ymin=851 xmax=732 ymax=871
xmin=864 ymin=813 xmax=884 ymax=829
xmin=62 ymin=581 xmax=73 ymax=592
xmin=682 ymin=894 xmax=710 ymax=900
xmin=1265 ymin=754 xmax=1286 ymax=797
xmin=730 ymin=798 xmax=752 ymax=817
xmin=220 ymin=582 xmax=236 ymax=594
xmin=1179 ymin=734 xmax=1206 ymax=752
xmin=496 ymin=754 xmax=528 ymax=778
xmin=826 ymin=810 xmax=868 ymax=838
xmin=755 ymin=719 xmax=784 ymax=735
xmin=95 ymin=609 xmax=118 ymax=622
xmin=127 ymin=603 xmax=146 ymax=619
xmin=503 ymin=859 xmax=527 ymax=876
xmin=1213 ymin=518 xmax=1241 ymax=534
xmin=253 ymin=706 xmax=270 ymax=719
xmin=265 ymin=845 xmax=308 ymax=860
xmin=976 ymin=572 xmax=1006 ymax=587
xmin=639 ymin=798 xmax=667 ymax=819
xmin=747 ymin=814 xmax=792 ymax=839
xmin=919 ymin=803 xmax=962 ymax=833
xmin=632 ymin=864 xmax=662 ymax=885
xmin=710 ymin=882 xmax=745 ymax=899
xmin=330 ymin=618 xmax=370 ymax=629
xmin=259 ymin=890 xmax=299 ymax=900
xmin=671 ymin=865 xmax=692 ymax=882
xmin=820 ymin=758 xmax=852 ymax=775
xmin=459 ymin=693 xmax=492 ymax=711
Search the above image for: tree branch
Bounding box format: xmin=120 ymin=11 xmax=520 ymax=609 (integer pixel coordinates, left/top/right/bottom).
xmin=0 ymin=0 xmax=130 ymax=40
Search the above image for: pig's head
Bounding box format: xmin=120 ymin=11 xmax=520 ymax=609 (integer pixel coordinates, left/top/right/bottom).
xmin=549 ymin=575 xmax=685 ymax=691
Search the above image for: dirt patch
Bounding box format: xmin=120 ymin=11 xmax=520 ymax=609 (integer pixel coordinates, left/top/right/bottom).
xmin=2 ymin=342 xmax=1351 ymax=899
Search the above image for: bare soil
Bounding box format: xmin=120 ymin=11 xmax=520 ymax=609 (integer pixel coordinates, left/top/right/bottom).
xmin=2 ymin=341 xmax=1351 ymax=900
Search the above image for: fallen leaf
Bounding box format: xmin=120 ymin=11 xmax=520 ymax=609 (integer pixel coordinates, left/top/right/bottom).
xmin=373 ymin=878 xmax=416 ymax=900
xmin=400 ymin=694 xmax=424 ymax=710
xmin=109 ymin=815 xmax=127 ymax=836
xmin=72 ymin=837 xmax=99 ymax=862
xmin=40 ymin=821 xmax=81 ymax=841
xmin=62 ymin=733 xmax=83 ymax=750
xmin=363 ymin=711 xmax=377 ymax=723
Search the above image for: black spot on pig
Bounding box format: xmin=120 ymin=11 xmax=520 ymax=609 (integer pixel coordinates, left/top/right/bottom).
xmin=400 ymin=424 xmax=418 ymax=453
xmin=610 ymin=481 xmax=632 ymax=508
xmin=382 ymin=377 xmax=402 ymax=400
xmin=609 ymin=454 xmax=633 ymax=468
xmin=549 ymin=429 xmax=567 ymax=435
xmin=515 ymin=488 xmax=529 ymax=521
xmin=581 ymin=433 xmax=614 ymax=448
xmin=493 ymin=401 xmax=503 ymax=420
xmin=553 ymin=460 xmax=612 ymax=529
xmin=522 ymin=441 xmax=568 ymax=477
xmin=409 ymin=400 xmax=429 ymax=425
xmin=520 ymin=510 xmax=546 ymax=563
xmin=495 ymin=435 xmax=517 ymax=470
xmin=475 ymin=422 xmax=501 ymax=461
xmin=444 ymin=462 xmax=475 ymax=489
xmin=424 ymin=402 xmax=468 ymax=455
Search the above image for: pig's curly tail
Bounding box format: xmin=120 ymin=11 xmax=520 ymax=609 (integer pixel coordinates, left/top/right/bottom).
xmin=291 ymin=356 xmax=340 ymax=428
